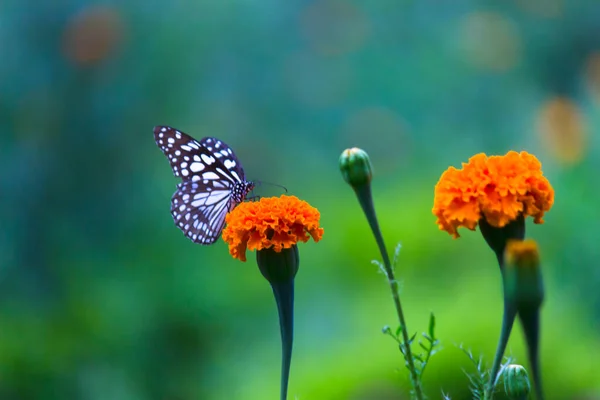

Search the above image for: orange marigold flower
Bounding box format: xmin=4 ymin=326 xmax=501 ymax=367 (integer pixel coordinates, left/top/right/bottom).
xmin=222 ymin=195 xmax=324 ymax=262
xmin=432 ymin=151 xmax=554 ymax=238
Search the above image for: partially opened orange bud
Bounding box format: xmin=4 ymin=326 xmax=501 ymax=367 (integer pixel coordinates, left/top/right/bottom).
xmin=503 ymin=239 xmax=544 ymax=308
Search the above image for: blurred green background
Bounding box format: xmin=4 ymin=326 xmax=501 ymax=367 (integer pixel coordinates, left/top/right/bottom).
xmin=1 ymin=0 xmax=599 ymax=399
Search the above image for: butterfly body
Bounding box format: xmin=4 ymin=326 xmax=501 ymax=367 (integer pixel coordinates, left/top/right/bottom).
xmin=154 ymin=126 xmax=254 ymax=244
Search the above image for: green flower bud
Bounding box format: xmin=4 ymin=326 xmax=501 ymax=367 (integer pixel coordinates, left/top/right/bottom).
xmin=339 ymin=147 xmax=373 ymax=187
xmin=503 ymin=364 xmax=531 ymax=399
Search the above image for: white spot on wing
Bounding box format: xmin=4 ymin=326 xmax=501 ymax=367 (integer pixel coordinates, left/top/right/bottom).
xmin=190 ymin=162 xmax=204 ymax=172
xmin=203 ymin=172 xmax=219 ymax=180
xmin=224 ymin=159 xmax=236 ymax=170
xmin=201 ymin=154 xmax=215 ymax=165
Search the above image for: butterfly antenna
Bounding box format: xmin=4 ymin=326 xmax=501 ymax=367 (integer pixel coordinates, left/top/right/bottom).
xmin=254 ymin=180 xmax=288 ymax=194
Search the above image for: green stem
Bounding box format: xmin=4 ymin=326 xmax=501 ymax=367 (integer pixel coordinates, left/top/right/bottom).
xmin=484 ymin=300 xmax=517 ymax=400
xmin=354 ymin=185 xmax=424 ymax=400
xmin=519 ymin=308 xmax=544 ymax=400
xmin=270 ymin=279 xmax=295 ymax=400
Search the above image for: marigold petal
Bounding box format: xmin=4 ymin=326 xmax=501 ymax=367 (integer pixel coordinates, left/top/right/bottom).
xmin=433 ymin=151 xmax=554 ymax=237
xmin=222 ymin=195 xmax=323 ymax=261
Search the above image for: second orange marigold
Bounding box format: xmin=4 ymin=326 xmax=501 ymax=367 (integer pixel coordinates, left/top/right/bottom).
xmin=432 ymin=151 xmax=554 ymax=238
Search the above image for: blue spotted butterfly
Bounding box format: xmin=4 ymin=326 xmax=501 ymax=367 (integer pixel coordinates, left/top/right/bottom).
xmin=154 ymin=126 xmax=255 ymax=244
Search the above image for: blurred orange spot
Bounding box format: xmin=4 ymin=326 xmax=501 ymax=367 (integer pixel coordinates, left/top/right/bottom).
xmin=459 ymin=12 xmax=521 ymax=72
xmin=537 ymin=97 xmax=587 ymax=165
xmin=300 ymin=0 xmax=370 ymax=56
xmin=63 ymin=6 xmax=124 ymax=66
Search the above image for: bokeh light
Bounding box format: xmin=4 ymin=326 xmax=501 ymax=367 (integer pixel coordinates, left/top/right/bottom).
xmin=458 ymin=12 xmax=522 ymax=72
xmin=536 ymin=97 xmax=587 ymax=165
xmin=62 ymin=6 xmax=124 ymax=66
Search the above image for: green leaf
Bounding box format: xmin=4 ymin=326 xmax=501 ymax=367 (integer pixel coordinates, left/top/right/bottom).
xmin=428 ymin=312 xmax=436 ymax=339
xmin=395 ymin=325 xmax=404 ymax=337
xmin=408 ymin=332 xmax=417 ymax=344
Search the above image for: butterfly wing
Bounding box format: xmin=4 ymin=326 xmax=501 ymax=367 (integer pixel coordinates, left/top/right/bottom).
xmin=171 ymin=180 xmax=234 ymax=244
xmin=198 ymin=136 xmax=246 ymax=181
xmin=154 ymin=126 xmax=233 ymax=181
xmin=154 ymin=126 xmax=247 ymax=244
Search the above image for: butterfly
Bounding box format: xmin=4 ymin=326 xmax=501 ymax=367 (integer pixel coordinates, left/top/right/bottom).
xmin=154 ymin=126 xmax=255 ymax=244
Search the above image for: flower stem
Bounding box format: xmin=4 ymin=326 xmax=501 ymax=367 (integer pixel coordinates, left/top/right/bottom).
xmin=270 ymin=279 xmax=295 ymax=400
xmin=484 ymin=300 xmax=517 ymax=400
xmin=518 ymin=308 xmax=544 ymax=400
xmin=354 ymin=184 xmax=424 ymax=400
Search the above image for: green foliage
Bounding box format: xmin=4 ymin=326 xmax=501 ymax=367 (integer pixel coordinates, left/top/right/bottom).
xmin=459 ymin=345 xmax=491 ymax=400
xmin=413 ymin=313 xmax=441 ymax=379
xmin=383 ymin=312 xmax=441 ymax=386
xmin=457 ymin=345 xmax=513 ymax=400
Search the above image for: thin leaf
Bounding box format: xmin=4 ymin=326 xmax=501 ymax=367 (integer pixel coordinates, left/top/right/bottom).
xmin=395 ymin=325 xmax=404 ymax=337
xmin=409 ymin=332 xmax=417 ymax=344
xmin=428 ymin=312 xmax=436 ymax=339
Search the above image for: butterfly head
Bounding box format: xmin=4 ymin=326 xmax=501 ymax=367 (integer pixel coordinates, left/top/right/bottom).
xmin=233 ymin=180 xmax=255 ymax=203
